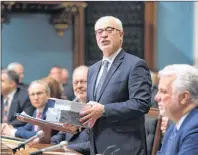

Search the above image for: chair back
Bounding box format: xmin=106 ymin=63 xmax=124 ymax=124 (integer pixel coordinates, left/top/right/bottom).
xmin=145 ymin=108 xmax=162 ymax=155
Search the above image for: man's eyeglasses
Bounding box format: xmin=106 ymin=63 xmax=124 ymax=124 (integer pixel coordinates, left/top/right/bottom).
xmin=29 ymin=92 xmax=45 ymax=97
xmin=73 ymin=80 xmax=87 ymax=86
xmin=95 ymin=26 xmax=121 ymax=36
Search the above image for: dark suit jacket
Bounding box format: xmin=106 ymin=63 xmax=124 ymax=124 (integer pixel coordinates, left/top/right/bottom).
xmin=50 ymin=128 xmax=90 ymax=155
xmin=1 ymin=87 xmax=35 ymax=127
xmin=15 ymin=101 xmax=54 ymax=139
xmin=87 ymin=49 xmax=152 ymax=155
xmin=63 ymin=84 xmax=75 ymax=101
xmin=157 ymin=107 xmax=198 ymax=155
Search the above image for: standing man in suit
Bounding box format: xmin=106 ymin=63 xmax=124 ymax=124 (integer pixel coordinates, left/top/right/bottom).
xmin=2 ymin=80 xmax=54 ymax=139
xmin=80 ymin=16 xmax=152 ymax=155
xmin=51 ymin=66 xmax=90 ymax=155
xmin=155 ymin=64 xmax=198 ymax=155
xmin=1 ymin=70 xmax=35 ymax=128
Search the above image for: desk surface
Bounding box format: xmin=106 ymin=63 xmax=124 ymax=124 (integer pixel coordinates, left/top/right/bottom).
xmin=1 ymin=139 xmax=82 ymax=155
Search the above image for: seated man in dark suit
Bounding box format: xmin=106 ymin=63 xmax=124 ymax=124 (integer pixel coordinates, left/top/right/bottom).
xmin=1 ymin=70 xmax=35 ymax=128
xmin=155 ymin=64 xmax=198 ymax=155
xmin=50 ymin=66 xmax=90 ymax=155
xmin=1 ymin=80 xmax=54 ymax=139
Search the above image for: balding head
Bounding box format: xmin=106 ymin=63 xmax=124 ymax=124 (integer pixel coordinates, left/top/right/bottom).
xmin=49 ymin=66 xmax=62 ymax=83
xmin=94 ymin=16 xmax=124 ymax=56
xmin=72 ymin=66 xmax=88 ymax=103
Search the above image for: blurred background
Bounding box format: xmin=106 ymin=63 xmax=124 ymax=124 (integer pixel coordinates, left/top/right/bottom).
xmin=1 ymin=1 xmax=197 ymax=84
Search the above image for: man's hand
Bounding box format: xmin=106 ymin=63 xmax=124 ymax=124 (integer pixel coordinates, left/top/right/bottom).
xmin=161 ymin=116 xmax=169 ymax=135
xmin=1 ymin=123 xmax=7 ymax=133
xmin=2 ymin=123 xmax=14 ymax=136
xmin=27 ymin=137 xmax=40 ymax=147
xmin=80 ymin=101 xmax=104 ymax=128
xmin=63 ymin=123 xmax=79 ymax=132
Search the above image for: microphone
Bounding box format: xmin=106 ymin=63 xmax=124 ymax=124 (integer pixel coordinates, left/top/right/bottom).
xmin=102 ymin=145 xmax=120 ymax=155
xmin=110 ymin=148 xmax=120 ymax=155
xmin=12 ymin=130 xmax=44 ymax=153
xmin=29 ymin=141 xmax=68 ymax=155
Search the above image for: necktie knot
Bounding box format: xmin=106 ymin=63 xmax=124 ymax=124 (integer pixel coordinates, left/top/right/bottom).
xmin=36 ymin=111 xmax=42 ymax=119
xmin=103 ymin=60 xmax=109 ymax=68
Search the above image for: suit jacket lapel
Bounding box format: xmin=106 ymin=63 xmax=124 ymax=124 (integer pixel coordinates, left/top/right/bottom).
xmin=8 ymin=99 xmax=18 ymax=122
xmin=96 ymin=50 xmax=125 ymax=102
xmin=90 ymin=61 xmax=102 ymax=101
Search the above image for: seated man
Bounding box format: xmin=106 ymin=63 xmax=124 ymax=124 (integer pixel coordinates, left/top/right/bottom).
xmin=2 ymin=80 xmax=54 ymax=139
xmin=1 ymin=70 xmax=35 ymax=128
xmin=7 ymin=62 xmax=28 ymax=88
xmin=155 ymin=64 xmax=198 ymax=155
xmin=50 ymin=66 xmax=90 ymax=155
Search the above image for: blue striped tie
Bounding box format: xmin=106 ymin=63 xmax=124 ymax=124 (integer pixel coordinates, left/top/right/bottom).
xmin=95 ymin=60 xmax=109 ymax=100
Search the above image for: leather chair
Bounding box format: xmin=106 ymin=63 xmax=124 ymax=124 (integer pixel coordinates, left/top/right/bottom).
xmin=145 ymin=108 xmax=162 ymax=155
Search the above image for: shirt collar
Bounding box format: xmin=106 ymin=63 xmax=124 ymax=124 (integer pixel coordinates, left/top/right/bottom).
xmin=37 ymin=105 xmax=46 ymax=114
xmin=102 ymin=48 xmax=122 ymax=65
xmin=176 ymin=113 xmax=189 ymax=130
xmin=7 ymin=89 xmax=17 ymax=101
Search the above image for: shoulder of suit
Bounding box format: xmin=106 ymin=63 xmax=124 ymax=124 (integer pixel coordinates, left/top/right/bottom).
xmin=89 ymin=61 xmax=101 ymax=71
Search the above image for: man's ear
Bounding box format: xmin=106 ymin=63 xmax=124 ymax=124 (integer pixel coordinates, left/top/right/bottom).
xmin=120 ymin=31 xmax=124 ymax=37
xmin=10 ymin=80 xmax=17 ymax=88
xmin=180 ymin=91 xmax=190 ymax=105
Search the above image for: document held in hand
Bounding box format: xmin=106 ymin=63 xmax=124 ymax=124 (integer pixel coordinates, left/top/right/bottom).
xmin=46 ymin=98 xmax=91 ymax=127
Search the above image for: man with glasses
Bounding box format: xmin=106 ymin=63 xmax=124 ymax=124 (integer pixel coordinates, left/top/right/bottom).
xmin=80 ymin=16 xmax=152 ymax=155
xmin=51 ymin=66 xmax=90 ymax=155
xmin=1 ymin=80 xmax=54 ymax=139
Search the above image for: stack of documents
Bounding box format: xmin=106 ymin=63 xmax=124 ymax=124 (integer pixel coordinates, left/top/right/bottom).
xmin=46 ymin=98 xmax=91 ymax=127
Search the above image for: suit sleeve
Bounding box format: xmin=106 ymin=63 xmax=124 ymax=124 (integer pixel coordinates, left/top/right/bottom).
xmin=10 ymin=99 xmax=35 ymax=128
xmin=67 ymin=129 xmax=90 ymax=155
xmin=68 ymin=141 xmax=90 ymax=155
xmin=104 ymin=60 xmax=152 ymax=122
xmin=178 ymin=127 xmax=198 ymax=155
xmin=50 ymin=131 xmax=66 ymax=144
xmin=15 ymin=123 xmax=37 ymax=139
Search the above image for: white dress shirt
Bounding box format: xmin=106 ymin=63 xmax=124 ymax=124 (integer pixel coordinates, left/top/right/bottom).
xmin=95 ymin=48 xmax=122 ymax=92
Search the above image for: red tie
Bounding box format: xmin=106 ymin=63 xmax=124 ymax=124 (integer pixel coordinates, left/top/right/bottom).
xmin=34 ymin=111 xmax=42 ymax=131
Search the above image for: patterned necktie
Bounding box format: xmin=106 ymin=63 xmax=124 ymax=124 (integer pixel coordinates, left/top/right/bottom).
xmin=34 ymin=111 xmax=42 ymax=131
xmin=3 ymin=97 xmax=9 ymax=123
xmin=95 ymin=60 xmax=110 ymax=100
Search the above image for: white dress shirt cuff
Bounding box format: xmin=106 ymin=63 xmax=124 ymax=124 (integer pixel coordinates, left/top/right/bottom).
xmin=11 ymin=128 xmax=17 ymax=137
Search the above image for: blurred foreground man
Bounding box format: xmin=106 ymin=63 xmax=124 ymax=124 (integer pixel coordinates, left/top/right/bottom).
xmin=80 ymin=16 xmax=152 ymax=155
xmin=155 ymin=64 xmax=198 ymax=155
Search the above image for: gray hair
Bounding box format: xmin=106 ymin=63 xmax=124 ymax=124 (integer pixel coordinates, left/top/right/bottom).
xmin=159 ymin=64 xmax=198 ymax=103
xmin=72 ymin=66 xmax=88 ymax=80
xmin=7 ymin=62 xmax=23 ymax=70
xmin=28 ymin=80 xmax=51 ymax=96
xmin=94 ymin=16 xmax=123 ymax=31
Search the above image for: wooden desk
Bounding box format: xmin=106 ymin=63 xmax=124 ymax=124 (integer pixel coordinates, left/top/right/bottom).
xmin=1 ymin=140 xmax=82 ymax=155
xmin=16 ymin=115 xmax=77 ymax=144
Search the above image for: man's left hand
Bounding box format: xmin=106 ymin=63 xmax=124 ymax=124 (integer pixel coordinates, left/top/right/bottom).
xmin=2 ymin=124 xmax=13 ymax=136
xmin=80 ymin=101 xmax=104 ymax=128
